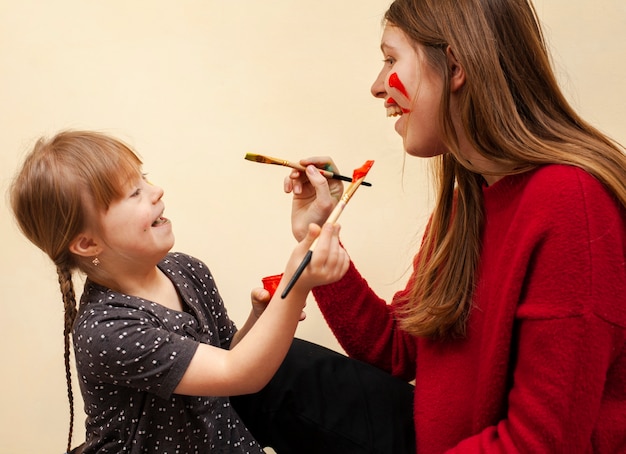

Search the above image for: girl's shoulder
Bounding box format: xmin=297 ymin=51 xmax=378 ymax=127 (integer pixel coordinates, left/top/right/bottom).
xmin=161 ymin=251 xmax=207 ymax=270
xmin=160 ymin=252 xmax=214 ymax=280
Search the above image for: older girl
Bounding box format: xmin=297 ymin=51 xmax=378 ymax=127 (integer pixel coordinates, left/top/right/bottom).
xmin=285 ymin=0 xmax=626 ymax=451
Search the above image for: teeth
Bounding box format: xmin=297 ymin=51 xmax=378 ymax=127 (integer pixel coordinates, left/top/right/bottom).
xmin=152 ymin=217 xmax=168 ymax=227
xmin=387 ymin=106 xmax=403 ymax=117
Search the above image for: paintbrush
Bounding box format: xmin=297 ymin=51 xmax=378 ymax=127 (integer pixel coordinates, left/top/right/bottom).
xmin=245 ymin=153 xmax=372 ymax=187
xmin=281 ymin=159 xmax=375 ymax=298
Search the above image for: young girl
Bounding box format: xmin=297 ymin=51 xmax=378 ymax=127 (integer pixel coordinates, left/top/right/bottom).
xmin=10 ymin=130 xmax=349 ymax=453
xmin=284 ymin=0 xmax=626 ymax=451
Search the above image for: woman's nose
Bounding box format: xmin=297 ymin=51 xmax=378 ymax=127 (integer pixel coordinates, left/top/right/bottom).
xmin=370 ymin=70 xmax=387 ymax=99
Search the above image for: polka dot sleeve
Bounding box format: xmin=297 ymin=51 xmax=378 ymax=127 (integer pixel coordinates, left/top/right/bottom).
xmin=74 ymin=296 xmax=199 ymax=400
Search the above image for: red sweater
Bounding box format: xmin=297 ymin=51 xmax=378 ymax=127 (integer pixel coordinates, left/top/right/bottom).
xmin=313 ymin=165 xmax=626 ymax=453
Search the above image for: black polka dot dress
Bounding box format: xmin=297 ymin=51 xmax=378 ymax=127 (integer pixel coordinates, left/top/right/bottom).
xmin=73 ymin=253 xmax=264 ymax=453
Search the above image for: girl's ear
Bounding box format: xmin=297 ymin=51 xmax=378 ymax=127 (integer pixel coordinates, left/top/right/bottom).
xmin=446 ymin=46 xmax=466 ymax=92
xmin=69 ymin=233 xmax=100 ymax=258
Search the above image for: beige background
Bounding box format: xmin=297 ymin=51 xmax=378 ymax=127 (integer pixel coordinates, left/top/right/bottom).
xmin=1 ymin=0 xmax=624 ymax=451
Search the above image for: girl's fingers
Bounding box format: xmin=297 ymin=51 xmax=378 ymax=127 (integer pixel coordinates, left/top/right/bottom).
xmin=310 ymin=223 xmax=344 ymax=271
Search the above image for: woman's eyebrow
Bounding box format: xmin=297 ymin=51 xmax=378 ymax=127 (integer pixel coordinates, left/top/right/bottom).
xmin=380 ymin=41 xmax=398 ymax=53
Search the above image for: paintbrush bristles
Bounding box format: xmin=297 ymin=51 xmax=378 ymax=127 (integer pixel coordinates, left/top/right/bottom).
xmin=245 ymin=153 xmax=308 ymax=171
xmin=352 ymin=160 xmax=375 ymax=181
xmin=245 ymin=153 xmax=293 ymax=167
xmin=244 ymin=153 xmax=263 ymax=163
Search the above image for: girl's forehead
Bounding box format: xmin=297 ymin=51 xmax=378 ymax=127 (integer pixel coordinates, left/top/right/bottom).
xmin=117 ymin=167 xmax=143 ymax=186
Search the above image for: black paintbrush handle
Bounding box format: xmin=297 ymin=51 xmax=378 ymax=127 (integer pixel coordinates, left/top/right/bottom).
xmin=281 ymin=250 xmax=313 ymax=298
xmin=331 ymin=174 xmax=372 ymax=187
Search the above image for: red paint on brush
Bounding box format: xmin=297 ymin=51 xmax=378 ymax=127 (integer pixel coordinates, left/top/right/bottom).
xmin=389 ymin=72 xmax=409 ymax=99
xmin=352 ymin=160 xmax=375 ymax=181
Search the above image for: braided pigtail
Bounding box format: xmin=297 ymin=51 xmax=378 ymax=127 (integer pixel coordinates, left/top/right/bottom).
xmin=57 ymin=265 xmax=78 ymax=454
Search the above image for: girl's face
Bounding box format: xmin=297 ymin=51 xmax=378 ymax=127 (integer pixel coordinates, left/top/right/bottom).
xmin=96 ymin=174 xmax=174 ymax=266
xmin=371 ymin=24 xmax=446 ymax=158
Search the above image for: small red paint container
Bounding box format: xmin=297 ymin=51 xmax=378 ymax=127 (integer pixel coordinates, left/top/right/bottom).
xmin=262 ymin=273 xmax=283 ymax=298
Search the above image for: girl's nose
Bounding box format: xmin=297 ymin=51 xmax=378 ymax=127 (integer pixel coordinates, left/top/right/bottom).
xmin=371 ymin=70 xmax=387 ymax=99
xmin=151 ymin=184 xmax=164 ymax=202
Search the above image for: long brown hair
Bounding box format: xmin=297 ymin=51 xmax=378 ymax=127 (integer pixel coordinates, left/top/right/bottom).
xmin=386 ymin=0 xmax=626 ymax=338
xmin=10 ymin=130 xmax=142 ymax=452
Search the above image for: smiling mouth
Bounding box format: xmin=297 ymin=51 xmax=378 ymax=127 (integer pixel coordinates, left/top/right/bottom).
xmin=152 ymin=216 xmax=169 ymax=227
xmin=387 ymin=105 xmax=404 ymax=117
xmin=386 ymin=97 xmax=410 ymax=117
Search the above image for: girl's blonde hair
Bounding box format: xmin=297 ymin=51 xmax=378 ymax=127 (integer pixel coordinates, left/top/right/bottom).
xmin=385 ymin=0 xmax=626 ymax=339
xmin=10 ymin=130 xmax=142 ymax=452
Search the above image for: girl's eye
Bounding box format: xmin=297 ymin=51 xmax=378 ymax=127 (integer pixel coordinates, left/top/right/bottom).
xmin=383 ymin=56 xmax=395 ymax=66
xmin=131 ymin=188 xmax=142 ymax=197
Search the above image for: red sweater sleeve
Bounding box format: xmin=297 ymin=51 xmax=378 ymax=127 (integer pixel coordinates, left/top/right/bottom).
xmin=312 ymin=260 xmax=418 ymax=381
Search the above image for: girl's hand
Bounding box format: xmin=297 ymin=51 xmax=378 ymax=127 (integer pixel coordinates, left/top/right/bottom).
xmin=285 ymin=222 xmax=350 ymax=297
xmin=283 ymin=157 xmax=344 ymax=241
xmin=250 ymin=287 xmax=271 ymax=319
xmin=250 ymin=287 xmax=306 ymax=321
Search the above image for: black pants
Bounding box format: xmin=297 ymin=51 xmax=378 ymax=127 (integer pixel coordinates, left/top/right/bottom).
xmin=231 ymin=338 xmax=416 ymax=454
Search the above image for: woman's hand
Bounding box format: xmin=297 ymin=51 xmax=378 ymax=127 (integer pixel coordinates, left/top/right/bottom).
xmin=284 ymin=157 xmax=344 ymax=241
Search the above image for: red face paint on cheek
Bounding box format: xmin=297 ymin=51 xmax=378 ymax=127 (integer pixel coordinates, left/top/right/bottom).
xmin=389 ymin=72 xmax=409 ymax=99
